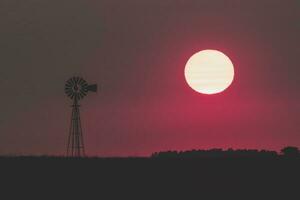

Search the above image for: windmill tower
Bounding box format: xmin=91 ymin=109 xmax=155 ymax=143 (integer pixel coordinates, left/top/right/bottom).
xmin=64 ymin=77 xmax=97 ymax=157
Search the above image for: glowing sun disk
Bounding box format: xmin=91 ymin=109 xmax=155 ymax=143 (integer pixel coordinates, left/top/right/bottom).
xmin=184 ymin=50 xmax=234 ymax=94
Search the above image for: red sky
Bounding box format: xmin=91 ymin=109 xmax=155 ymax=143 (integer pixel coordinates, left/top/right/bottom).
xmin=0 ymin=0 xmax=300 ymax=156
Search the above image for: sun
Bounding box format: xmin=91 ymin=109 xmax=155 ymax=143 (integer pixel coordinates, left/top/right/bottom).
xmin=184 ymin=50 xmax=234 ymax=94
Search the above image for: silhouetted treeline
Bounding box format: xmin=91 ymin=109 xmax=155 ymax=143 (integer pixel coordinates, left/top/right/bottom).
xmin=151 ymin=146 xmax=300 ymax=158
xmin=1 ymin=146 xmax=299 ymax=159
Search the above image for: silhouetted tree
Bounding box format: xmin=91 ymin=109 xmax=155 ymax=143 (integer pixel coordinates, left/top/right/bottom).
xmin=281 ymin=146 xmax=299 ymax=157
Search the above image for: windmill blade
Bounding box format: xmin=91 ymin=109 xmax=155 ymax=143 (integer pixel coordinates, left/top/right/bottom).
xmin=78 ymin=77 xmax=84 ymax=85
xmin=69 ymin=77 xmax=74 ymax=84
xmin=79 ymin=89 xmax=87 ymax=96
xmin=65 ymin=90 xmax=71 ymax=96
xmin=81 ymin=79 xmax=87 ymax=86
xmin=65 ymin=85 xmax=72 ymax=90
xmin=65 ymin=89 xmax=73 ymax=95
xmin=65 ymin=90 xmax=72 ymax=95
xmin=65 ymin=90 xmax=72 ymax=96
xmin=67 ymin=92 xmax=73 ymax=98
xmin=82 ymin=84 xmax=89 ymax=92
xmin=67 ymin=93 xmax=73 ymax=98
xmin=75 ymin=77 xmax=80 ymax=84
xmin=65 ymin=85 xmax=71 ymax=91
xmin=71 ymin=77 xmax=77 ymax=84
xmin=67 ymin=78 xmax=73 ymax=84
xmin=65 ymin=83 xmax=73 ymax=89
xmin=65 ymin=87 xmax=73 ymax=93
xmin=66 ymin=80 xmax=72 ymax=86
xmin=79 ymin=92 xmax=84 ymax=99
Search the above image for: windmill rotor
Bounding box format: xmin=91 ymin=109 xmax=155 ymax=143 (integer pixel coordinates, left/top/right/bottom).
xmin=64 ymin=77 xmax=97 ymax=101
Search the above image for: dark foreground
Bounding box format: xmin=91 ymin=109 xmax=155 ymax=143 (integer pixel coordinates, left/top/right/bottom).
xmin=1 ymin=156 xmax=300 ymax=198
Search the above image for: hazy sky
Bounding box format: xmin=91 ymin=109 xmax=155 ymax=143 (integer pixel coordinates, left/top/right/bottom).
xmin=0 ymin=0 xmax=299 ymax=156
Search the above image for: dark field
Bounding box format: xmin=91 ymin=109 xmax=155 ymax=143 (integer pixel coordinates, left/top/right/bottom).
xmin=1 ymin=156 xmax=300 ymax=198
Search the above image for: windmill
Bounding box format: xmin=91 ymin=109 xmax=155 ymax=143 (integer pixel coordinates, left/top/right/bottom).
xmin=65 ymin=77 xmax=97 ymax=157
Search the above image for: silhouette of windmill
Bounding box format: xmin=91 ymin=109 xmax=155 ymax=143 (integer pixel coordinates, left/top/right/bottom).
xmin=65 ymin=77 xmax=97 ymax=157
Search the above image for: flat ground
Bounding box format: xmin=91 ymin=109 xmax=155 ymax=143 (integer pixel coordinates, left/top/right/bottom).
xmin=1 ymin=157 xmax=299 ymax=198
